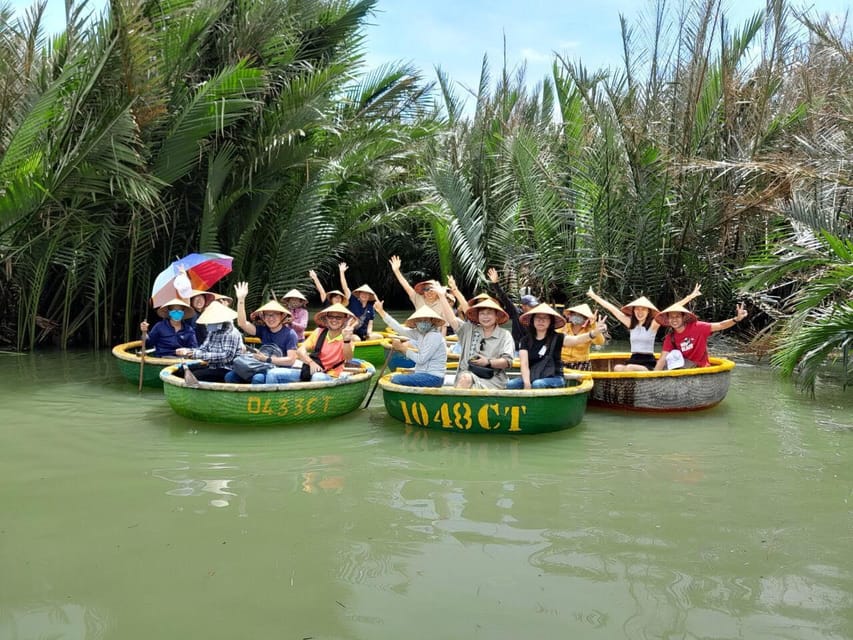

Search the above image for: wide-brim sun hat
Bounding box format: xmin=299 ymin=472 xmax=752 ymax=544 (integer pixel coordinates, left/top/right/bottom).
xmin=565 ymin=303 xmax=595 ymax=321
xmin=519 ymin=303 xmax=566 ymax=329
xmin=314 ymin=303 xmax=356 ymax=328
xmin=620 ymin=296 xmax=659 ymax=316
xmin=404 ymin=305 xmax=447 ymax=328
xmin=156 ymin=298 xmax=195 ymax=319
xmin=414 ymin=280 xmax=439 ymax=295
xmin=351 ymin=284 xmax=377 ymax=301
xmin=655 ymin=303 xmax=698 ymax=327
xmin=196 ymin=300 xmax=238 ymax=324
xmin=282 ymin=288 xmax=308 ymax=303
xmin=466 ymin=298 xmax=510 ymax=325
xmin=250 ymin=300 xmax=292 ymax=322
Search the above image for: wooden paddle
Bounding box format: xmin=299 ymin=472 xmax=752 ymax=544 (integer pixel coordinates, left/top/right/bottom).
xmin=363 ymin=348 xmax=394 ymax=409
xmin=138 ymin=329 xmax=148 ymax=391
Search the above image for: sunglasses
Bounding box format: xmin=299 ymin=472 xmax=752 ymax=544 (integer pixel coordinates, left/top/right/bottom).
xmin=325 ymin=314 xmax=347 ymax=320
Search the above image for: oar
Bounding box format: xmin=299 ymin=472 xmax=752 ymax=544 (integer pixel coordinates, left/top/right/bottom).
xmin=363 ymin=348 xmax=394 ymax=409
xmin=138 ymin=329 xmax=148 ymax=392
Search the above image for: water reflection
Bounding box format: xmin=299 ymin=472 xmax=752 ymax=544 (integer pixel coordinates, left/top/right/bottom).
xmin=0 ymin=603 xmax=108 ymax=640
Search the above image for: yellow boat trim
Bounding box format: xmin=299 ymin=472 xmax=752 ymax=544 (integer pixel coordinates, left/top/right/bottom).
xmin=567 ymin=352 xmax=735 ymax=378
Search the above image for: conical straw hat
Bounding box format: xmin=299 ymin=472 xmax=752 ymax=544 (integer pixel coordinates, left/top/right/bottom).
xmin=326 ymin=289 xmax=346 ymax=301
xmin=466 ymin=292 xmax=495 ymax=307
xmin=404 ymin=305 xmax=446 ymax=328
xmin=313 ymin=303 xmax=356 ymax=328
xmin=519 ymin=303 xmax=566 ymax=329
xmin=351 ymin=284 xmax=377 ymax=301
xmin=620 ymin=296 xmax=659 ymax=316
xmin=250 ymin=300 xmax=292 ymax=321
xmin=654 ymin=303 xmax=698 ymax=327
xmin=156 ymin=298 xmax=195 ymax=319
xmin=466 ymin=298 xmax=509 ymax=325
xmin=281 ymin=289 xmax=307 ymax=303
xmin=566 ymin=303 xmax=595 ymax=320
xmin=196 ymin=300 xmax=237 ymax=324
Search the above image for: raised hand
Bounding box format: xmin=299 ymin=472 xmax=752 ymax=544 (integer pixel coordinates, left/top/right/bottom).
xmin=308 ymin=269 xmax=318 ymax=280
xmin=593 ymin=314 xmax=607 ymax=335
xmin=339 ymin=262 xmax=348 ymax=273
xmin=689 ymin=283 xmax=702 ymax=299
xmin=373 ymin=299 xmax=384 ymax=316
xmin=734 ymin=302 xmax=748 ymax=322
xmin=447 ymin=275 xmax=458 ymax=291
xmin=587 ymin=286 xmax=596 ymax=298
xmin=389 ymin=255 xmax=402 ymax=271
xmin=234 ymin=281 xmax=249 ymax=300
xmin=487 ymin=267 xmax=499 ymax=284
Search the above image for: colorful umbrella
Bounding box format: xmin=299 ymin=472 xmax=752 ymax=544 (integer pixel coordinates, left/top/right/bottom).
xmin=150 ymin=252 xmax=233 ymax=308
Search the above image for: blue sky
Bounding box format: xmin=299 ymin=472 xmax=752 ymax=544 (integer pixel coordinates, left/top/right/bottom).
xmin=9 ymin=0 xmax=851 ymax=105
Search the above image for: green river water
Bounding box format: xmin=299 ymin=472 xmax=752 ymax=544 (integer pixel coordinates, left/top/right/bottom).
xmin=0 ymin=349 xmax=851 ymax=640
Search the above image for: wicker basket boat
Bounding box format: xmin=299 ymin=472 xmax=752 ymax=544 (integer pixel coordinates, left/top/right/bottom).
xmin=351 ymin=338 xmax=387 ymax=368
xmin=159 ymin=361 xmax=375 ymax=424
xmin=111 ymin=340 xmax=182 ymax=387
xmin=379 ymin=374 xmax=593 ymax=435
xmin=568 ymin=352 xmax=735 ymax=412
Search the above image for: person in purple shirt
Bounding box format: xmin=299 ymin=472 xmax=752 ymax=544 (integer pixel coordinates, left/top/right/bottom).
xmin=139 ymin=298 xmax=198 ymax=357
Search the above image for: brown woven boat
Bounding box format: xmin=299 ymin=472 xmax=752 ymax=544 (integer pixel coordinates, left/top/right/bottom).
xmin=567 ymin=352 xmax=735 ymax=412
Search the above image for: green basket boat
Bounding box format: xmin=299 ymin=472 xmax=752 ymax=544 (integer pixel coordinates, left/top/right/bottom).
xmin=351 ymin=338 xmax=387 ymax=368
xmin=112 ymin=340 xmax=182 ymax=387
xmin=159 ymin=361 xmax=375 ymax=425
xmin=379 ymin=374 xmax=593 ymax=435
xmin=568 ymin=352 xmax=735 ymax=412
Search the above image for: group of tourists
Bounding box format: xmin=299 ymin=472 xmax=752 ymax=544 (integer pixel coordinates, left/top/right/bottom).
xmin=139 ymin=255 xmax=748 ymax=389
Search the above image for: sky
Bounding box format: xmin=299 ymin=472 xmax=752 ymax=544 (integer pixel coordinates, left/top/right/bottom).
xmin=8 ymin=0 xmax=851 ymax=106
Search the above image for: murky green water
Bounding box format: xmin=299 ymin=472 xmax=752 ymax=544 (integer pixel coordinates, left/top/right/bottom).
xmin=1 ymin=350 xmax=851 ymax=640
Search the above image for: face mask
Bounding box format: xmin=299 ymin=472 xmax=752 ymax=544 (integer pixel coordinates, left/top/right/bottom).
xmin=208 ymin=322 xmax=226 ymax=332
xmin=415 ymin=321 xmax=433 ymax=334
xmin=168 ymin=309 xmax=185 ymax=321
xmin=569 ymin=314 xmax=586 ymax=325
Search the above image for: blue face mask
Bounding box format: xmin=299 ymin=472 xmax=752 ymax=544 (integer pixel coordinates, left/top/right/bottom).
xmin=415 ymin=321 xmax=434 ymax=334
xmin=168 ymin=309 xmax=185 ymax=321
xmin=208 ymin=322 xmax=226 ymax=332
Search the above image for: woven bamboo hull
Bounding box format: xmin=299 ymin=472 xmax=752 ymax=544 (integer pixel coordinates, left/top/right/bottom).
xmin=160 ymin=362 xmax=375 ymax=424
xmin=379 ymin=374 xmax=593 ymax=435
xmin=571 ymin=353 xmax=735 ymax=412
xmin=111 ymin=341 xmax=182 ymax=387
xmin=352 ymin=339 xmax=386 ymax=368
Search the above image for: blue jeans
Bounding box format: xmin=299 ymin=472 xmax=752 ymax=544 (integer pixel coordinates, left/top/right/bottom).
xmin=506 ymin=376 xmax=566 ymax=389
xmin=259 ymin=367 xmax=302 ymax=384
xmin=390 ymin=372 xmax=443 ymax=387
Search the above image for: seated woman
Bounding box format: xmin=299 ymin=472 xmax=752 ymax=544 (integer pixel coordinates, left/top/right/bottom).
xmin=265 ymin=304 xmax=359 ymax=383
xmin=308 ymin=265 xmax=348 ymax=307
xmin=558 ymin=304 xmax=608 ymax=371
xmin=188 ymin=290 xmax=214 ymax=344
xmin=281 ymin=289 xmax=309 ymax=341
xmin=373 ymin=300 xmax=447 ymax=387
xmin=140 ymin=298 xmax=197 ymax=357
xmin=175 ymin=301 xmax=243 ymax=382
xmin=654 ymin=303 xmax=748 ymax=370
xmin=229 ymin=282 xmax=299 ymax=383
xmin=587 ymin=285 xmax=702 ymax=371
xmin=507 ymin=303 xmax=566 ymax=389
xmin=436 ymin=285 xmax=515 ymax=390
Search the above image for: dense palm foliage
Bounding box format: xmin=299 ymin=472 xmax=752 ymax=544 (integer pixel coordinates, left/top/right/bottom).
xmin=0 ymin=0 xmax=435 ymax=348
xmin=0 ymin=0 xmax=849 ymax=392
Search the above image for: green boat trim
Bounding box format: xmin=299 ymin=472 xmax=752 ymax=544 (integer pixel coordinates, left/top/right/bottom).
xmin=379 ymin=374 xmax=593 ymax=435
xmin=351 ymin=339 xmax=387 ymax=368
xmin=159 ymin=361 xmax=375 ymax=424
xmin=111 ymin=340 xmax=183 ymax=387
xmin=567 ymin=352 xmax=735 ymax=412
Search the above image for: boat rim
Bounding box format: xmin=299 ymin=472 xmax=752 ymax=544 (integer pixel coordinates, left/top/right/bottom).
xmin=378 ymin=373 xmax=593 ymax=397
xmin=159 ymin=361 xmax=375 ymax=392
xmin=567 ymin=353 xmax=735 ymax=379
